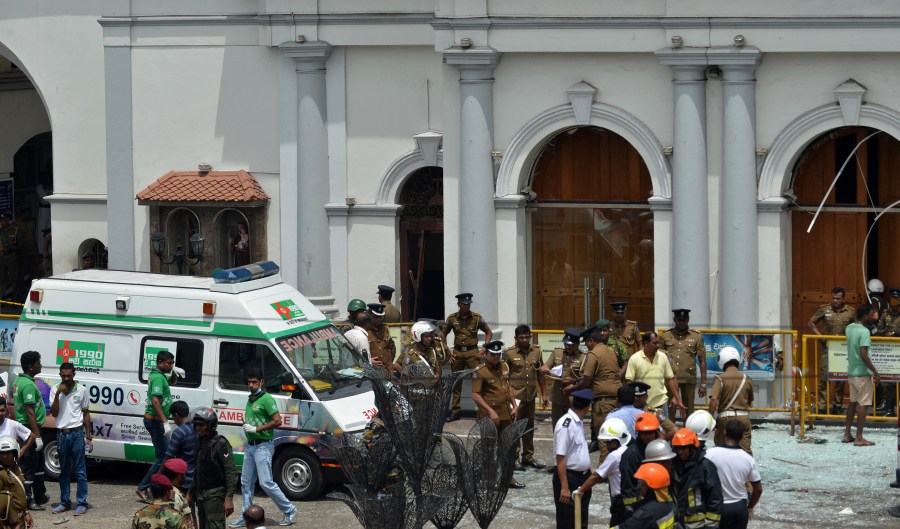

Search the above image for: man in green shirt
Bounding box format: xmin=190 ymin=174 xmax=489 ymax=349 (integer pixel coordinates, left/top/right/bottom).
xmin=137 ymin=350 xmax=177 ymax=502
xmin=228 ymin=368 xmax=296 ymax=527
xmin=14 ymin=350 xmax=49 ymax=510
xmin=843 ymin=304 xmax=881 ymax=447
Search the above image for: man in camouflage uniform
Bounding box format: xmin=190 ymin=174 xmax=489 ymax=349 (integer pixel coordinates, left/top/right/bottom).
xmin=366 ymin=303 xmax=397 ymax=369
xmin=190 ymin=408 xmax=236 ymax=529
xmin=659 ymin=308 xmax=706 ymax=421
xmin=132 ymin=473 xmax=186 ymax=529
xmin=443 ymin=293 xmax=492 ymax=421
xmin=505 ymin=324 xmax=546 ymax=469
xmin=471 ymin=340 xmax=523 ymax=489
xmin=540 ymin=328 xmax=587 ymax=429
xmin=807 ymin=287 xmax=855 ymax=415
xmin=609 ymin=301 xmax=641 ymax=358
xmin=0 ymin=213 xmax=20 ymax=302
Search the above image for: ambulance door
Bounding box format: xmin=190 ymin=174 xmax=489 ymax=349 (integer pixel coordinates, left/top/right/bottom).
xmin=213 ymin=339 xmax=297 ymax=448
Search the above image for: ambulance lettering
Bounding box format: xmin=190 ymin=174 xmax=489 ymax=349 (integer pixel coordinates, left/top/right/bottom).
xmin=217 ymin=409 xmax=245 ymax=423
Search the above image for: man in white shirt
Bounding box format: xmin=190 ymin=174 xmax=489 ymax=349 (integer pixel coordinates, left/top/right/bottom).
xmin=704 ymin=419 xmax=762 ymax=529
xmin=574 ymin=417 xmax=631 ymax=526
xmin=343 ymin=311 xmax=371 ymax=362
xmin=553 ymin=388 xmax=594 ymax=529
xmin=49 ymin=362 xmax=92 ymax=515
xmin=0 ymin=396 xmax=35 ymax=458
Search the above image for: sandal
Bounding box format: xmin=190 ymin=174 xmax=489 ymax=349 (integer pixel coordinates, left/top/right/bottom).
xmin=853 ymin=439 xmax=875 ymax=446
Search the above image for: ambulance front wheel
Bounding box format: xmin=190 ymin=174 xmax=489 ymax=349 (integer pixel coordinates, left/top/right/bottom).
xmin=43 ymin=439 xmax=62 ymax=481
xmin=274 ymin=447 xmax=323 ymax=500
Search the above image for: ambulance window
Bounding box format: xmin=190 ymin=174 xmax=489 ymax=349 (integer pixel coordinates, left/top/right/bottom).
xmin=218 ymin=341 xmax=291 ymax=393
xmin=139 ymin=337 xmax=204 ymax=389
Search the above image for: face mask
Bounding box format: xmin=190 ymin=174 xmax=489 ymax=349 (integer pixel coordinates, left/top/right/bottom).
xmin=252 ymin=387 xmax=263 ymax=395
xmin=164 ymin=372 xmax=172 ymax=380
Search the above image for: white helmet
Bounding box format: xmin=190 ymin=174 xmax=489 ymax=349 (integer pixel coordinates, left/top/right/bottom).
xmin=642 ymin=439 xmax=675 ymax=462
xmin=717 ymin=346 xmax=741 ymax=370
xmin=410 ymin=321 xmax=437 ymax=344
xmin=868 ymin=278 xmax=884 ymax=293
xmin=598 ymin=417 xmax=632 ymax=447
xmin=0 ymin=436 xmax=17 ymax=453
xmin=685 ymin=410 xmax=716 ymax=441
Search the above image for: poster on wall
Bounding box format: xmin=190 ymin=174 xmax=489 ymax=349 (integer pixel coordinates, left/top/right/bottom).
xmin=827 ymin=339 xmax=900 ymax=382
xmin=702 ymin=333 xmax=776 ymax=381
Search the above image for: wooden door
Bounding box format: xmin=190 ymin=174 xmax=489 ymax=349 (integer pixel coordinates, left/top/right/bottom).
xmin=531 ymin=127 xmax=653 ymax=329
xmin=398 ymin=167 xmax=444 ymax=321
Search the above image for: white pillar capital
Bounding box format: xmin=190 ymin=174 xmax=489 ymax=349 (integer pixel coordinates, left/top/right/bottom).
xmin=442 ymin=47 xmax=500 ymax=77
xmin=278 ymin=41 xmax=333 ymax=67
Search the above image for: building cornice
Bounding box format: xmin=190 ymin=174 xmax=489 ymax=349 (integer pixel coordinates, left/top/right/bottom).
xmin=494 ymin=195 xmax=528 ymax=209
xmin=757 ymin=197 xmax=789 ymax=212
xmin=345 ymin=204 xmax=401 ymax=217
xmin=44 ymin=194 xmax=107 ymax=205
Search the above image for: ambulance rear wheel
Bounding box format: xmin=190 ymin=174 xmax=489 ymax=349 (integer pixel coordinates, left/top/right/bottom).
xmin=274 ymin=447 xmax=323 ymax=500
xmin=43 ymin=439 xmax=61 ymax=481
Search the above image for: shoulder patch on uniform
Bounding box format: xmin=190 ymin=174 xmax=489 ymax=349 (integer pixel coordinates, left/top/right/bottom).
xmin=562 ymin=418 xmax=571 ymax=427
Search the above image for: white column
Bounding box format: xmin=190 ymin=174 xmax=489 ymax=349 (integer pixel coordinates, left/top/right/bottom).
xmin=713 ymin=47 xmax=763 ymax=328
xmin=279 ymin=42 xmax=337 ymax=315
xmin=444 ymin=47 xmax=500 ymax=326
xmin=656 ymin=50 xmax=710 ymax=326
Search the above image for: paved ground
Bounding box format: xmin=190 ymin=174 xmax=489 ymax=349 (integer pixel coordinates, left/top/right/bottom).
xmin=28 ymin=412 xmax=900 ymax=528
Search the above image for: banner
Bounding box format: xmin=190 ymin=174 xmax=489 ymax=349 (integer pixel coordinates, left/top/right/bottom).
xmin=702 ymin=333 xmax=776 ymax=381
xmin=827 ymin=339 xmax=900 ymax=382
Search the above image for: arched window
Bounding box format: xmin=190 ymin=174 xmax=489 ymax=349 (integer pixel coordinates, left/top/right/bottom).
xmin=76 ymin=238 xmax=107 ymax=270
xmin=212 ymin=209 xmax=252 ymax=269
xmin=163 ymin=208 xmax=201 ymax=275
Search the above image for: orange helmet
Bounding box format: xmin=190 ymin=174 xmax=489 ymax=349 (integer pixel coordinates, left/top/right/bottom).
xmin=672 ymin=428 xmax=700 ymax=448
xmin=634 ymin=462 xmax=670 ymax=489
xmin=635 ymin=412 xmax=661 ymax=432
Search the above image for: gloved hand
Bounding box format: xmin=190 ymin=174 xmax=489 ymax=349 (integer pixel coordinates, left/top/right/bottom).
xmin=35 ymin=438 xmax=44 ymax=452
xmin=172 ymin=367 xmax=186 ymax=379
xmin=243 ymin=424 xmax=257 ymax=433
xmin=572 ymin=488 xmax=583 ymax=497
xmin=162 ymin=421 xmax=172 ymax=435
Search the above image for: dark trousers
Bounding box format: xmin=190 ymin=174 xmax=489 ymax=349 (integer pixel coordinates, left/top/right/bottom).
xmin=720 ymin=499 xmax=749 ymax=529
xmin=552 ymin=469 xmax=592 ymax=529
xmin=196 ymin=487 xmax=227 ymax=529
xmin=138 ymin=418 xmax=167 ymax=490
xmin=21 ymin=442 xmax=46 ymax=503
xmin=609 ymin=494 xmax=628 ymax=526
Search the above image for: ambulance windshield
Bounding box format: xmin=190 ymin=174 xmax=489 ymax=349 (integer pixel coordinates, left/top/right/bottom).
xmin=274 ymin=324 xmax=368 ymax=399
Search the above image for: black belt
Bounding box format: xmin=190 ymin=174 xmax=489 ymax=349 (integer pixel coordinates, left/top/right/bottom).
xmin=454 ymin=345 xmax=477 ymax=352
xmin=58 ymin=427 xmax=83 ymax=435
xmin=566 ymin=469 xmax=591 ymax=476
xmin=594 ymin=396 xmax=617 ymax=401
xmin=247 ymin=438 xmax=272 ymax=446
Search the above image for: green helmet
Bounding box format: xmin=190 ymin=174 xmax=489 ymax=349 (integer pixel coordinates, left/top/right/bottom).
xmin=347 ymin=299 xmax=367 ymax=312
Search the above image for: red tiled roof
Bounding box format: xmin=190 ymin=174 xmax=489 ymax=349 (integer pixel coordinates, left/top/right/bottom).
xmin=136 ymin=170 xmax=269 ymax=203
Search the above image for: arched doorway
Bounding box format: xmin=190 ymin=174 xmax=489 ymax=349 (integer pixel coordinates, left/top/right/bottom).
xmin=790 ymin=126 xmax=900 ymax=331
xmin=399 ymin=167 xmax=444 ymax=321
xmin=530 ymin=126 xmax=654 ymax=329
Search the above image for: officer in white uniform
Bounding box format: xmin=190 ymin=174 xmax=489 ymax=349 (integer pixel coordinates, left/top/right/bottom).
xmin=552 ymin=388 xmax=594 ymax=529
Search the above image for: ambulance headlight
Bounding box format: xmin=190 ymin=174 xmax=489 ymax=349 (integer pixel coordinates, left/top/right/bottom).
xmin=116 ymin=296 xmax=131 ymax=311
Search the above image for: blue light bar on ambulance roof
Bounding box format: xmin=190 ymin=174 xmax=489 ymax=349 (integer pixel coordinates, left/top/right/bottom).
xmin=213 ymin=261 xmax=280 ymax=284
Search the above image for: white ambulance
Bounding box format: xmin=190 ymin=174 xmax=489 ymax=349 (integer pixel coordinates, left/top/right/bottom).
xmin=8 ymin=262 xmax=376 ymax=500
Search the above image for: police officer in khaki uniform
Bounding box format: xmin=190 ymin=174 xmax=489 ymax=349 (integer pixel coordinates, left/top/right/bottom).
xmin=808 ymin=286 xmax=855 ymax=415
xmin=610 ymin=301 xmax=641 ymax=358
xmin=377 ymin=285 xmax=402 ymax=323
xmin=471 ymin=340 xmax=524 ymax=489
xmin=659 ymin=308 xmax=706 ymax=421
xmin=539 ymin=328 xmax=586 ymax=430
xmin=0 ymin=213 xmax=20 ymax=302
xmin=444 ymin=293 xmax=492 ymax=421
xmin=708 ymin=346 xmax=754 ymax=454
xmin=505 ymin=324 xmax=546 ymax=470
xmin=576 ymin=325 xmax=622 ymax=458
xmin=366 ymin=303 xmax=396 ymax=368
xmin=394 ymin=320 xmax=441 ymax=381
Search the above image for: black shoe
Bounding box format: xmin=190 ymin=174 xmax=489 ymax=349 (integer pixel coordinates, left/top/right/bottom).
xmin=830 ymin=405 xmax=843 ymax=415
xmin=27 ymin=501 xmax=45 ymax=511
xmin=509 ymin=482 xmax=526 ymax=489
xmin=523 ymin=459 xmax=545 ymax=469
xmin=513 ymin=462 xmax=526 ymax=472
xmin=35 ymin=495 xmax=51 ymax=506
xmin=545 ymin=466 xmax=556 ymax=475
xmin=589 ymin=441 xmax=600 ymax=453
xmin=446 ymin=412 xmax=460 ymax=423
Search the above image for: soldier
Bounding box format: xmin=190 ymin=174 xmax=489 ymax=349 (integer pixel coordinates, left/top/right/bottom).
xmin=708 ymin=347 xmax=753 ymax=454
xmin=578 ymin=326 xmax=622 ymax=457
xmin=394 ymin=320 xmax=441 ymax=380
xmin=659 ymin=309 xmax=706 ymax=421
xmin=808 ymin=286 xmax=855 ymax=415
xmin=132 ymin=473 xmax=187 ymax=529
xmin=470 ymin=340 xmax=523 ymax=489
xmin=366 ymin=303 xmax=396 ymax=370
xmin=505 ymin=324 xmax=546 ymax=470
xmin=610 ymin=301 xmax=641 ymax=358
xmin=335 ymin=299 xmax=368 ymax=335
xmin=0 ymin=213 xmax=21 ymax=302
xmin=377 ymin=285 xmax=401 ymax=323
xmin=0 ymin=435 xmax=30 ymax=529
xmin=443 ymin=293 xmax=492 ymax=422
xmin=191 ymin=407 xmax=237 ymax=529
xmin=539 ymin=328 xmax=586 ymax=429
